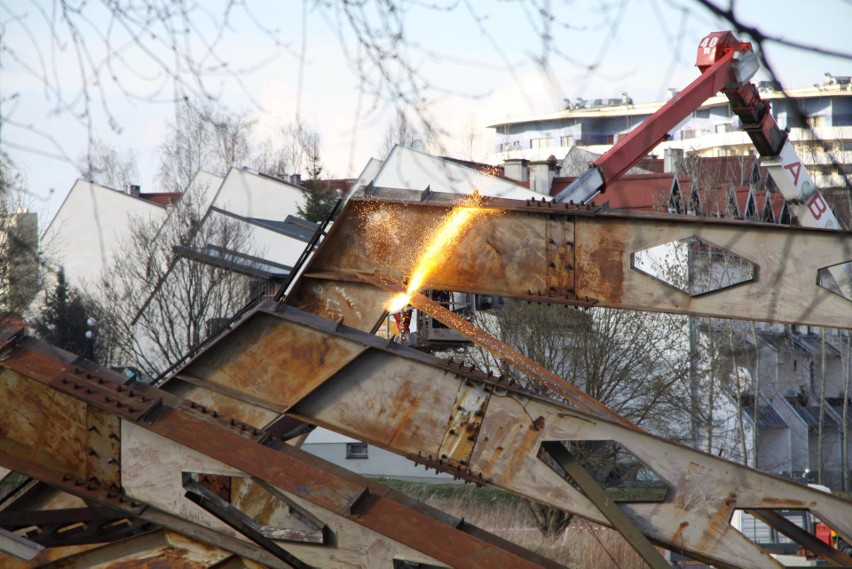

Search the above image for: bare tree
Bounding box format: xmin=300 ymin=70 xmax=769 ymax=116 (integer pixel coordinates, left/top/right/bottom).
xmin=464 ymin=301 xmax=691 ymax=536
xmin=93 ymin=181 xmax=256 ymax=376
xmin=76 ymin=138 xmax=139 ymax=192
xmin=381 ymin=109 xmax=433 ymax=156
xmin=157 ymin=100 xmax=255 ymax=192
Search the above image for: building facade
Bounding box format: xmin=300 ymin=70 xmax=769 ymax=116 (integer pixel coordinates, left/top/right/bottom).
xmin=490 ymin=74 xmax=852 ymax=196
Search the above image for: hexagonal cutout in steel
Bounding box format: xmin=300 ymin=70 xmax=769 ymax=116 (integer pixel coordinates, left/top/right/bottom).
xmin=817 ymin=261 xmax=852 ymax=303
xmin=632 ymin=236 xmax=755 ymax=296
xmin=539 ymin=440 xmax=668 ymax=502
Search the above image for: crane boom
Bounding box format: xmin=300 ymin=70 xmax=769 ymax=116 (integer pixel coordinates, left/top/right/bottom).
xmin=555 ymin=30 xmax=850 ymax=299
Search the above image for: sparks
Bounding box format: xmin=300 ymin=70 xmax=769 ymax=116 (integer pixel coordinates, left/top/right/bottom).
xmin=386 ymin=193 xmax=487 ymax=313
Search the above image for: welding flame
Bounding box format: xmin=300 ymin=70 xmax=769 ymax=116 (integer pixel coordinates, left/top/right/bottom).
xmin=386 ymin=193 xmax=487 ymax=313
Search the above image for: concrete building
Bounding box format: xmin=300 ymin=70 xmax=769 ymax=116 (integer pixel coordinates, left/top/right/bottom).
xmin=302 ymin=429 xmax=453 ymax=483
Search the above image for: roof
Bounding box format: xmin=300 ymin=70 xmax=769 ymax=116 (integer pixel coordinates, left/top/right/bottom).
xmin=791 ymin=334 xmax=842 ymax=358
xmin=743 ymin=404 xmax=788 ymax=429
xmin=829 ymin=403 xmax=852 ymax=427
xmin=139 ymin=192 xmax=182 ymax=206
xmin=785 ymin=401 xmax=839 ymax=429
xmin=550 ymin=172 xmax=678 ymax=211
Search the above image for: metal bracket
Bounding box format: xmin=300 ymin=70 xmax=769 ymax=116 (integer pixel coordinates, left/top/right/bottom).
xmin=183 ymin=475 xmax=314 ymax=569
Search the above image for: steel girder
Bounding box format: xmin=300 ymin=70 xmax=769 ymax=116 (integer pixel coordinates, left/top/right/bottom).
xmin=164 ymin=301 xmax=852 ymax=569
xmin=284 ymin=190 xmax=852 ymax=331
xmin=0 ymin=331 xmax=562 ymax=569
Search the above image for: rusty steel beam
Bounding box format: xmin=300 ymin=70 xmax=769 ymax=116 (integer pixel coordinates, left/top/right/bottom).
xmin=364 ymin=272 xmax=635 ymax=428
xmin=171 ymin=302 xmax=852 ymax=569
xmin=284 ymin=190 xmax=852 ymax=330
xmin=0 ymin=332 xmax=563 ymax=569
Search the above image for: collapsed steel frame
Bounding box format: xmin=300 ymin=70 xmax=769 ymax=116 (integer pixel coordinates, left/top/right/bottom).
xmin=1 ymin=190 xmax=851 ymax=568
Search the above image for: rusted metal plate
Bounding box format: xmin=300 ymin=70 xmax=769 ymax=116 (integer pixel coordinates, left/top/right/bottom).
xmin=437 ymin=380 xmax=491 ymax=468
xmin=545 ymin=215 xmax=576 ymax=298
xmin=285 ymin=277 xmax=393 ymax=332
xmin=302 ymin=199 xmax=550 ymax=300
xmin=85 ymin=405 xmax=121 ymax=490
xmin=51 ymin=369 xmax=162 ymax=422
xmin=31 ymin=529 xmax=236 ymax=569
xmin=167 ymin=312 xmax=368 ymax=412
xmin=230 ymin=478 xmax=325 ymax=544
xmin=291 ymin=350 xmax=454 ymax=453
xmin=163 ymin=379 xmax=281 ymax=430
xmin=0 ymin=369 xmax=87 ymax=479
xmin=120 ymin=421 xmax=244 ymax=536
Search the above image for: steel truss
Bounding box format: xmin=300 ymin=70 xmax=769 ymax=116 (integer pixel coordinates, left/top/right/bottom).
xmin=1 ymin=191 xmax=851 ymax=568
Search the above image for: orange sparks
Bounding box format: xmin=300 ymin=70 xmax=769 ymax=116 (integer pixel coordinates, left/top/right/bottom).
xmin=386 ymin=193 xmax=488 ymax=313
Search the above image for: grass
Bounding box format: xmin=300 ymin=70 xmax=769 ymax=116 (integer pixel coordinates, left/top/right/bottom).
xmin=377 ymin=479 xmax=658 ymax=568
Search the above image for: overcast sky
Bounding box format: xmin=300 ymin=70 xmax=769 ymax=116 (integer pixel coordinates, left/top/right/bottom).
xmin=3 ymin=0 xmax=850 ymax=226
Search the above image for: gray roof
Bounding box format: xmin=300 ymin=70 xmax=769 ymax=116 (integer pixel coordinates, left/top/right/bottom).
xmin=786 ymin=401 xmax=839 ymax=429
xmin=247 ymin=215 xmax=319 ymax=242
xmin=743 ymin=404 xmax=788 ymax=429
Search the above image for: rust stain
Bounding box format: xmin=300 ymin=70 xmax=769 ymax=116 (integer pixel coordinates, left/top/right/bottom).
xmin=85 ymin=405 xmax=121 ymax=489
xmin=760 ymin=496 xmax=807 ymax=508
xmin=575 ymin=218 xmax=627 ymax=303
xmin=672 ymin=521 xmax=689 ymax=551
xmin=696 ymin=493 xmax=738 ymax=553
xmin=106 ymin=547 xmax=210 ymax=569
xmin=180 ymin=314 xmax=366 ymax=411
xmin=503 ymin=421 xmax=545 ymax=486
xmin=0 ymin=371 xmax=86 ymax=479
xmin=387 ymin=399 xmax=420 ymax=447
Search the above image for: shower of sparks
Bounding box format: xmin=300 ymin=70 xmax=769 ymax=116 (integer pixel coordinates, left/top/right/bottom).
xmin=386 ymin=192 xmax=489 ymax=313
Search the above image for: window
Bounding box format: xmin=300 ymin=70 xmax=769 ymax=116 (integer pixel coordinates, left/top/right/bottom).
xmin=559 ymin=135 xmax=574 ymax=147
xmin=530 ymin=137 xmax=552 ymax=149
xmin=346 ymin=443 xmax=368 ymax=459
xmin=807 ymin=115 xmax=826 ymax=128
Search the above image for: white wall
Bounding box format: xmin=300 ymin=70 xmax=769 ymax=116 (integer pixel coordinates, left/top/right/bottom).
xmin=42 ymin=180 xmax=167 ymax=290
xmin=213 ymin=168 xmax=305 ymax=220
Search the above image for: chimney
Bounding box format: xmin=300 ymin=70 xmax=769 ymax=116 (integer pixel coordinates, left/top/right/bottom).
xmin=529 ymin=155 xmax=559 ymax=196
xmin=128 ymin=184 xmax=141 ymax=197
xmin=289 ymin=174 xmax=302 ymax=186
xmin=663 ymin=149 xmax=684 ymax=174
xmin=503 ymin=158 xmax=529 ymax=182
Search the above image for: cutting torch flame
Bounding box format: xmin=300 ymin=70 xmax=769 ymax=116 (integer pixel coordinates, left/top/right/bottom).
xmin=386 ymin=193 xmax=487 ymax=313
